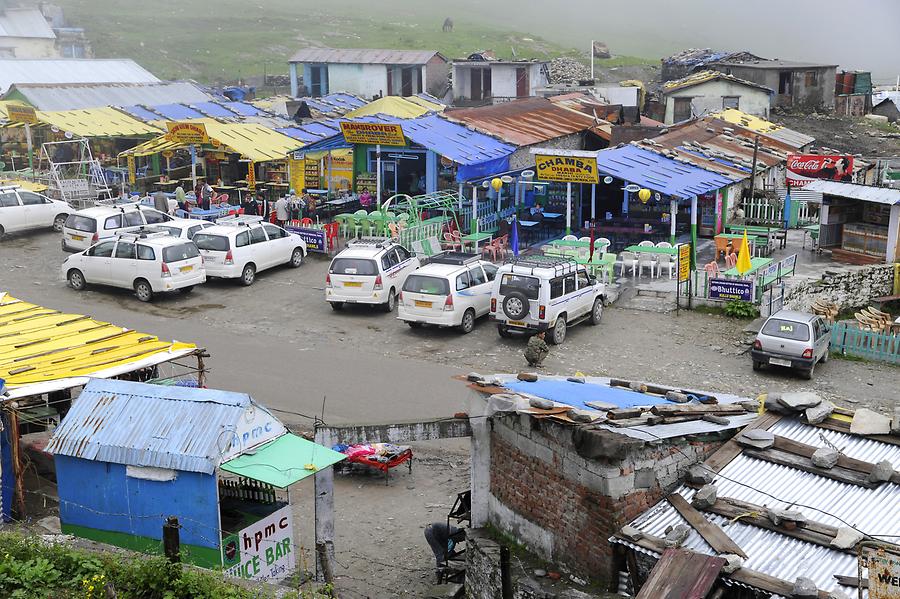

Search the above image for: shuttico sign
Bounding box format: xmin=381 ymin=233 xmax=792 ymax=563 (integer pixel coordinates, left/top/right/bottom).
xmin=786 ymin=154 xmax=854 ymax=187
xmin=534 ymin=154 xmax=599 ymax=184
xmin=339 ymin=122 xmax=406 ymax=146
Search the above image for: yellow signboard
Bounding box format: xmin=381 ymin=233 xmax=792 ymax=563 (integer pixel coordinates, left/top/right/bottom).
xmin=127 ymin=155 xmax=136 ymax=185
xmin=534 ymin=154 xmax=599 ymax=184
xmin=6 ymin=104 xmax=38 ymax=125
xmin=288 ymin=158 xmax=305 ymax=193
xmin=246 ymin=161 xmax=256 ymax=191
xmin=678 ymin=243 xmax=691 ymax=282
xmin=166 ymin=121 xmax=209 ymax=145
xmin=340 ymin=122 xmax=406 ymax=146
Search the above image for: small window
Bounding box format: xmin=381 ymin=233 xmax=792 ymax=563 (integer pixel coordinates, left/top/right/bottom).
xmin=381 ymin=250 xmax=399 ymax=270
xmin=500 ymin=274 xmax=539 ymax=300
xmin=456 ymin=270 xmax=471 ymax=291
xmin=469 ymin=266 xmax=487 ymax=286
xmin=249 ymin=227 xmax=266 ymax=244
xmin=66 ymin=214 xmax=96 ymax=232
xmin=143 ymin=210 xmax=168 ymax=224
xmin=761 ymin=318 xmax=810 ymax=342
xmin=483 ymin=263 xmax=498 ymax=281
xmin=104 ymin=215 xmax=123 ymax=230
xmin=88 ymin=241 xmax=116 ymax=257
xmin=330 ymin=258 xmax=377 ymax=275
xmin=722 ymin=96 xmax=740 ymax=110
xmin=563 ymin=274 xmax=576 ymax=295
xmin=0 ymin=193 xmax=18 ymax=207
xmin=550 ymin=277 xmax=564 ymax=299
xmin=137 ymin=245 xmax=155 ymax=260
xmin=114 ymin=242 xmax=136 ymax=259
xmin=805 ymin=71 xmax=818 ymax=86
xmin=18 ymin=192 xmax=44 ymax=206
xmin=194 ymin=234 xmax=230 ymax=252
xmin=163 ymin=243 xmax=200 ymax=263
xmin=123 ymin=211 xmax=143 ymax=227
xmin=395 ymin=245 xmax=411 ymax=262
xmin=403 ymin=275 xmax=450 ymax=295
xmin=577 ymin=269 xmax=590 ymax=288
xmin=263 ymin=224 xmax=287 ymax=239
xmin=187 ymin=225 xmax=203 ymax=238
xmin=235 ymin=231 xmax=250 ymax=247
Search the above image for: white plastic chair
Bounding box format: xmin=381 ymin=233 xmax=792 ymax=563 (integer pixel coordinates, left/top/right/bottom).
xmin=659 ymin=254 xmax=675 ymax=278
xmin=655 ymin=241 xmax=673 ymax=248
xmin=638 ymin=240 xmax=654 ymax=247
xmin=562 ymin=234 xmax=578 ymax=241
xmin=578 ymin=236 xmax=592 ymax=243
xmin=638 ymin=253 xmax=657 ymax=278
xmin=618 ymin=251 xmax=638 ymax=277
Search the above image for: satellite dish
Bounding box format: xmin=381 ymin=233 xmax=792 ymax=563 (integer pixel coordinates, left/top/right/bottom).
xmin=603 ymin=176 xmax=613 ymax=184
xmin=654 ymin=192 xmax=661 ymax=201
xmin=500 ymin=175 xmax=513 ymax=184
xmin=51 ymin=126 xmax=60 ymax=133
xmin=64 ymin=131 xmax=74 ymax=139
xmin=520 ymin=170 xmax=534 ymax=179
xmin=624 ymin=183 xmax=641 ymax=193
xmin=481 ymin=180 xmax=491 ymax=189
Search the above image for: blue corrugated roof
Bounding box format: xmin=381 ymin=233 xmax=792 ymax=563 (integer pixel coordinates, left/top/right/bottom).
xmin=120 ymin=104 xmax=164 ymax=122
xmin=46 ymin=379 xmax=257 ymax=474
xmin=223 ymin=101 xmax=259 ymax=116
xmin=150 ymin=103 xmax=206 ymax=120
xmin=596 ymin=145 xmax=733 ymax=198
xmin=192 ymin=101 xmax=237 ymax=118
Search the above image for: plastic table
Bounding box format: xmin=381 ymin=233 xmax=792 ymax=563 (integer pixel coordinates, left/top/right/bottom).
xmin=461 ymin=232 xmax=493 ymax=251
xmin=723 ymin=257 xmax=772 ymax=278
xmin=624 ymin=245 xmax=678 ymax=255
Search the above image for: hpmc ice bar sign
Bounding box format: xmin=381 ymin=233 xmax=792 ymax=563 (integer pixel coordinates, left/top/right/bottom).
xmin=222 ymin=504 xmax=294 ymax=582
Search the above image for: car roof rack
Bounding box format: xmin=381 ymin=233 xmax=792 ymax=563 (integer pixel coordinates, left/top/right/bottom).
xmin=505 ymin=255 xmax=579 ymax=277
xmin=116 ymin=228 xmax=172 ymax=241
xmin=348 ymin=237 xmax=393 ymax=249
xmin=0 ymin=184 xmax=22 ymax=192
xmin=428 ymin=251 xmax=481 ymax=266
xmin=215 ymin=215 xmax=263 ymax=226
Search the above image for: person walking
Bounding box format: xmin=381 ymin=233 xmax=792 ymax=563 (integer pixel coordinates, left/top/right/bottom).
xmin=244 ymin=194 xmax=258 ymax=216
xmin=524 ymin=331 xmax=549 ymax=367
xmin=288 ymin=189 xmax=302 ymax=221
xmin=153 ymin=189 xmax=168 ymax=214
xmin=258 ymin=192 xmax=270 ymax=221
xmin=274 ymin=194 xmax=289 ymax=228
xmin=174 ymin=185 xmax=187 ymax=213
xmin=200 ymin=182 xmax=214 ymax=211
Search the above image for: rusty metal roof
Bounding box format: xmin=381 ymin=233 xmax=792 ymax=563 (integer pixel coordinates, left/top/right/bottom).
xmin=444 ymin=97 xmax=599 ymax=146
xmin=289 ymin=47 xmax=444 ymax=65
xmin=46 ymin=379 xmax=256 ymax=474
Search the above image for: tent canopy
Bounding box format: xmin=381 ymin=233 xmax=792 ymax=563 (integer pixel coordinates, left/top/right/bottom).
xmin=220 ymin=433 xmax=346 ymax=488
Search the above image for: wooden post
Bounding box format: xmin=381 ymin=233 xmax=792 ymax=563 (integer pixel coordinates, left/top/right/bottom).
xmin=9 ymin=410 xmax=26 ymax=517
xmin=163 ymin=516 xmax=181 ymax=563
xmin=500 ymin=545 xmax=512 ymax=599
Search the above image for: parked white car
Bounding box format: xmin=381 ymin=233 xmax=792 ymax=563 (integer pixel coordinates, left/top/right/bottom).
xmin=140 ymin=218 xmax=214 ymax=240
xmin=62 ymin=204 xmax=173 ymax=252
xmin=326 ymin=238 xmax=420 ymax=312
xmin=490 ymin=256 xmax=606 ymax=344
xmin=0 ymin=185 xmax=70 ymax=237
xmin=192 ymin=215 xmax=306 ymax=286
xmin=397 ymin=252 xmax=498 ymax=333
xmin=62 ymin=231 xmax=206 ymax=302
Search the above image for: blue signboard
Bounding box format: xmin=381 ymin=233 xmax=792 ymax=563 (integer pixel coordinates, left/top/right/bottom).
xmin=285 ymin=226 xmax=327 ymax=253
xmin=708 ymin=278 xmax=754 ymax=302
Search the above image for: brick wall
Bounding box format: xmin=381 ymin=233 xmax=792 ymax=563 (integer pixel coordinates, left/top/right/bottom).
xmin=487 ymin=413 xmax=724 ymax=585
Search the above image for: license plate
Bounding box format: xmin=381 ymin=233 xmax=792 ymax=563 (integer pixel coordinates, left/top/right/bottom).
xmin=414 ymin=300 xmax=432 ymax=308
xmin=180 ymin=265 xmax=193 ymax=272
xmin=769 ymin=358 xmax=791 ymax=367
xmin=508 ymin=320 xmax=526 ymax=327
xmin=343 ymin=281 xmax=362 ymax=288
xmin=71 ymin=234 xmax=84 ymax=241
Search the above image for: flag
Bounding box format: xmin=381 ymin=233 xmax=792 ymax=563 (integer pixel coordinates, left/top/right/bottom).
xmin=736 ymin=229 xmax=752 ymax=275
xmin=783 ymin=190 xmax=792 ymax=228
xmin=510 ymin=218 xmax=519 ymax=257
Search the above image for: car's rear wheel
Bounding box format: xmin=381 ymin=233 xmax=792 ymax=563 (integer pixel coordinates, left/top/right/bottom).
xmin=382 ymin=288 xmax=396 ymax=312
xmin=330 ymin=301 xmax=344 ymax=311
xmin=497 ymin=324 xmax=512 ymax=338
xmin=752 ymin=360 xmax=764 ymax=371
xmin=240 ymin=263 xmax=256 ymax=286
xmin=180 ymin=286 xmax=194 ymax=294
xmin=134 ymin=279 xmax=153 ymax=302
xmin=407 ymin=321 xmax=423 ymax=328
xmin=67 ymin=269 xmax=85 ymax=291
xmin=549 ymin=317 xmax=567 ymax=345
xmin=802 ymin=362 xmax=815 ymax=380
xmin=459 ymin=309 xmax=476 ymax=334
xmin=589 ymin=298 xmax=603 ymax=325
xmin=52 ymin=214 xmax=68 ymax=232
xmin=820 ymin=351 xmax=829 ymax=363
xmin=0 ymin=225 xmax=5 ymax=239
xmin=289 ymin=248 xmax=303 ymax=267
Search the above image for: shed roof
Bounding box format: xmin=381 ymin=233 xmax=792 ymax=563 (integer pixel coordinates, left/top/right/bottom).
xmin=5 ymin=81 xmax=212 ymax=111
xmin=708 ymin=108 xmax=815 ymax=149
xmin=289 ymin=47 xmax=443 ymax=65
xmin=0 ymin=7 xmax=56 ymax=39
xmin=712 ymin=58 xmax=838 ymax=69
xmin=35 ymin=107 xmax=162 ymax=137
xmin=45 ymin=379 xmax=257 ymax=474
xmin=663 ymin=70 xmax=773 ymax=94
xmin=803 ymin=180 xmax=900 ymax=205
xmin=444 ymin=96 xmax=598 ymax=146
xmin=346 ymin=96 xmax=443 ymax=119
xmin=0 ymin=58 xmax=159 ymax=93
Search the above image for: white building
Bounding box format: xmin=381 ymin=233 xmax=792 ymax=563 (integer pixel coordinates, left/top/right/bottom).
xmin=288 ymin=48 xmax=448 ymax=99
xmin=661 ymin=70 xmax=773 ymax=124
xmin=0 ymin=7 xmax=57 ymax=58
xmin=451 ymin=58 xmax=549 ymax=106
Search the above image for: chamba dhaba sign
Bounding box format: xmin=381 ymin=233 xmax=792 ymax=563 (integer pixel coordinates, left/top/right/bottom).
xmin=339 ymin=122 xmax=406 ymax=146
xmin=166 ymin=121 xmax=210 ymax=145
xmin=534 ymin=154 xmax=599 ymax=184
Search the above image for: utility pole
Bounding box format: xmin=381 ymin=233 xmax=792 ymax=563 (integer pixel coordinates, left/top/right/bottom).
xmin=163 ymin=516 xmax=181 ymax=563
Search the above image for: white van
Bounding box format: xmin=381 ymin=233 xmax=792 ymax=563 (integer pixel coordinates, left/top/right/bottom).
xmin=62 ymin=204 xmax=173 ymax=251
xmin=326 ymin=238 xmax=420 ymax=312
xmin=0 ymin=185 xmax=70 ymax=237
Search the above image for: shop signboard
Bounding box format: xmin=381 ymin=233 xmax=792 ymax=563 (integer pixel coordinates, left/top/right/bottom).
xmin=534 ymin=154 xmax=600 ymax=184
xmin=6 ymin=104 xmax=38 ymax=125
xmin=285 ymin=225 xmax=327 ymax=254
xmin=677 ymin=243 xmax=691 ymax=282
xmin=222 ymin=504 xmax=294 ymax=582
xmin=787 ymin=154 xmax=854 ymax=187
xmin=869 ymin=548 xmax=900 ymax=599
xmin=304 ymin=160 xmax=320 ymax=189
xmin=287 ymin=158 xmax=304 ymax=194
xmin=708 ymin=278 xmax=754 ymax=302
xmin=246 ymin=161 xmax=256 ymax=191
xmin=166 ymin=121 xmax=210 ymax=145
xmin=127 ymin=155 xmax=136 ymax=185
xmin=340 ymin=122 xmax=406 ymax=146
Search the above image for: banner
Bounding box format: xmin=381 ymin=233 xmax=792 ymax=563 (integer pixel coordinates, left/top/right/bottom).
xmin=340 ymin=122 xmax=406 ymax=146
xmin=708 ymin=278 xmax=754 ymax=302
xmin=304 ymin=160 xmax=320 ymax=189
xmin=677 ymin=243 xmax=691 ymax=282
xmin=222 ymin=504 xmax=294 ymax=582
xmin=285 ymin=225 xmax=328 ymax=253
xmin=127 ymin=155 xmax=136 ymax=185
xmin=288 ymin=158 xmax=304 ymax=193
xmin=246 ymin=161 xmax=256 ymax=191
xmin=6 ymin=104 xmax=38 ymax=125
xmin=323 ymin=153 xmax=353 ymax=189
xmin=787 ymin=154 xmax=854 ymax=187
xmin=534 ymin=154 xmax=599 ymax=184
xmin=166 ymin=121 xmax=210 ymax=145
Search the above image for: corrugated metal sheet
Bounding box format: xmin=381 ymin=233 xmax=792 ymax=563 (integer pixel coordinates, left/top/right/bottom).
xmin=289 ymin=47 xmax=442 ymax=65
xmin=148 ymin=103 xmax=205 ymax=120
xmin=710 ymin=109 xmax=815 ymax=149
xmin=8 ymin=82 xmax=212 ymax=111
xmin=46 ymin=379 xmax=250 ymax=474
xmin=444 ymin=97 xmax=597 ymax=146
xmin=0 ymin=59 xmax=159 ymax=93
xmin=712 ymin=59 xmax=838 ymax=70
xmin=222 ymin=101 xmax=259 ymax=116
xmin=803 ymin=180 xmax=900 ymax=205
xmin=663 ymin=70 xmax=773 ymax=94
xmin=616 ymin=418 xmax=900 ymax=597
xmin=0 ymin=7 xmax=55 ymax=38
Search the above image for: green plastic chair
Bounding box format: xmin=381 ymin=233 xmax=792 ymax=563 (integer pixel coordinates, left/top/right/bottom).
xmin=352 ymin=209 xmax=368 ymax=237
xmin=368 ymin=211 xmax=386 ymax=236
xmin=333 ymin=213 xmax=353 ymax=238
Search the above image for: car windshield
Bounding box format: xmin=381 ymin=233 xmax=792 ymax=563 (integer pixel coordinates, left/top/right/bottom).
xmin=331 ymin=258 xmax=378 ymax=276
xmin=761 ymin=318 xmax=810 ymax=342
xmin=499 ymin=273 xmax=540 ymax=300
xmin=403 ymin=275 xmax=450 ymax=295
xmin=65 ymin=214 xmax=96 ymax=233
xmin=193 ymin=234 xmax=230 ymax=251
xmin=153 ymin=226 xmax=181 ymax=237
xmin=162 ymin=243 xmax=200 ymax=263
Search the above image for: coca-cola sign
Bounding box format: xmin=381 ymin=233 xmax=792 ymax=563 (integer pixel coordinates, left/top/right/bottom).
xmin=786 ymin=154 xmax=854 ymax=187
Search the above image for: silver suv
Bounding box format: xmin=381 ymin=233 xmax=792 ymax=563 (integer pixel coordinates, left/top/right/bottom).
xmin=751 ymin=310 xmax=831 ymax=379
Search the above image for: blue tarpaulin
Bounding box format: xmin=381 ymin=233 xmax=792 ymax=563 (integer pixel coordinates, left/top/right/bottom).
xmin=223 ymin=101 xmax=260 ymax=116
xmin=148 ymin=103 xmax=206 ymax=120
xmin=192 ymin=101 xmax=236 ymax=118
xmin=120 ymin=105 xmax=163 ymax=122
xmin=504 ymin=379 xmax=669 ymax=410
xmin=595 ymin=145 xmax=733 ymax=198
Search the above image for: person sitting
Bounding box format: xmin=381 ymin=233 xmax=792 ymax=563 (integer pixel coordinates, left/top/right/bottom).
xmin=524 ymin=331 xmax=549 ymax=367
xmin=359 ymin=187 xmax=373 ymax=208
xmin=424 ymin=522 xmax=462 ymax=583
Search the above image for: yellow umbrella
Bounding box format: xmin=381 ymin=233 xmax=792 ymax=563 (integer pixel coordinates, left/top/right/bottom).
xmin=736 ymin=229 xmax=752 ymax=275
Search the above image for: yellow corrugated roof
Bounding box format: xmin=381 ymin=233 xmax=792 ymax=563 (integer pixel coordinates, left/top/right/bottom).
xmin=346 ymin=96 xmax=440 ymax=119
xmin=709 ymin=108 xmax=785 ymax=133
xmin=34 ymin=107 xmax=163 ymax=137
xmin=0 ymin=292 xmax=197 ymax=390
xmin=0 ymin=179 xmax=48 ymax=192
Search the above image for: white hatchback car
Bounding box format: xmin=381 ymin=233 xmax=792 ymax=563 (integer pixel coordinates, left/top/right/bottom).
xmin=397 ymin=252 xmax=498 ymax=333
xmin=62 ymin=231 xmax=206 ymax=302
xmin=0 ymin=185 xmax=70 ymax=237
xmin=140 ymin=218 xmax=214 ymax=240
xmin=326 ymin=238 xmax=420 ymax=312
xmin=62 ymin=204 xmax=173 ymax=252
xmin=192 ymin=216 xmax=306 ymax=286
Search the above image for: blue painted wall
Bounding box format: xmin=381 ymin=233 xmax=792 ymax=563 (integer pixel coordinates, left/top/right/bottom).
xmin=0 ymin=413 xmax=13 ymax=522
xmin=55 ymin=455 xmax=220 ymax=549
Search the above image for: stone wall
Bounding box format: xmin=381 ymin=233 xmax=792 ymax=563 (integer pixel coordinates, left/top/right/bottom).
xmin=509 ymin=134 xmax=584 ymax=170
xmin=784 ymin=264 xmax=896 ymax=312
xmin=485 ymin=413 xmax=724 ymax=585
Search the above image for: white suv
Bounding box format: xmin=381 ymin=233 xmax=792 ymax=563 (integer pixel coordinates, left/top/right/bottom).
xmin=141 ymin=218 xmax=214 ymax=240
xmin=62 ymin=231 xmax=206 ymax=302
xmin=192 ymin=216 xmax=306 ymax=286
xmin=0 ymin=185 xmax=70 ymax=238
xmin=62 ymin=204 xmax=173 ymax=252
xmin=490 ymin=256 xmax=606 ymax=344
xmin=326 ymin=238 xmax=420 ymax=312
xmin=397 ymin=252 xmax=498 ymax=334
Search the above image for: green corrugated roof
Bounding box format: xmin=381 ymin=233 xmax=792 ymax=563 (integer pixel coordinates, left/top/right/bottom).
xmin=219 ymin=433 xmax=346 ymax=488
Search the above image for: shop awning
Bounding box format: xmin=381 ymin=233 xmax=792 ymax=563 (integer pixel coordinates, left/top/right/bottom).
xmin=594 ymin=145 xmax=734 ymax=198
xmin=35 ymin=107 xmax=163 ymax=137
xmin=0 ymin=292 xmax=199 ymax=400
xmin=219 ymin=433 xmax=346 ymax=488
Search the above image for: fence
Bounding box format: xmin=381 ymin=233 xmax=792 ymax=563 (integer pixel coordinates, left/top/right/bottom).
xmin=740 ymin=197 xmax=819 ymax=227
xmin=398 ymin=222 xmax=443 ymax=248
xmin=830 ymin=322 xmax=900 ymax=364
